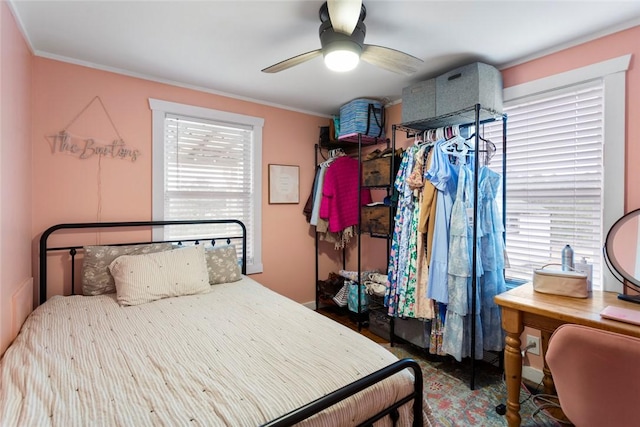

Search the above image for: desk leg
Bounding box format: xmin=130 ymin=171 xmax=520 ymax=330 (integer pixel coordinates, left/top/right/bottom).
xmin=502 ymin=307 xmax=523 ymax=427
xmin=540 ymin=330 xmax=555 ymax=395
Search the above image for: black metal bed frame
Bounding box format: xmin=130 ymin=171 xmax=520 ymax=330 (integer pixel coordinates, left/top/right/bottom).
xmin=39 ymin=219 xmax=424 ymax=427
xmin=39 ymin=219 xmax=247 ymax=304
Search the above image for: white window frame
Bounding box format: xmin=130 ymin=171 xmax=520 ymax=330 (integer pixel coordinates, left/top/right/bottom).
xmin=149 ymin=98 xmax=264 ymax=274
xmin=503 ymin=54 xmax=630 ymax=292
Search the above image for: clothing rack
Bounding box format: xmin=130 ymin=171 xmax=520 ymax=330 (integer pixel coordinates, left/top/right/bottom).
xmin=394 ymin=104 xmax=507 ymax=390
xmin=312 ymin=135 xmax=390 ymax=324
xmin=314 ymin=143 xmax=347 ymax=310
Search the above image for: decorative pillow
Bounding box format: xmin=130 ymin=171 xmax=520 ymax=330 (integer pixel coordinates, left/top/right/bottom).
xmin=109 ymin=244 xmax=210 ymax=306
xmin=204 ymin=245 xmax=242 ymax=285
xmin=82 ymin=243 xmax=173 ymax=296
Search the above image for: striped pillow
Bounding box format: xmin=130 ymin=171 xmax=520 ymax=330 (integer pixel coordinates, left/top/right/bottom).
xmin=109 ymin=244 xmax=210 ymax=306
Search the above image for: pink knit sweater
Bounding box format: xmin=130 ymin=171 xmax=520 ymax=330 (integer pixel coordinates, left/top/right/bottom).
xmin=319 ymin=156 xmax=372 ymax=232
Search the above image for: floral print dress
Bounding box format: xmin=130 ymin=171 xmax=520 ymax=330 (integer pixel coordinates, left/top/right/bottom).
xmin=385 ymin=146 xmax=418 ymax=317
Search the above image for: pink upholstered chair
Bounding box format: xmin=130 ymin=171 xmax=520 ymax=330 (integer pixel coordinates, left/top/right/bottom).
xmin=546 ymin=324 xmax=640 ymax=427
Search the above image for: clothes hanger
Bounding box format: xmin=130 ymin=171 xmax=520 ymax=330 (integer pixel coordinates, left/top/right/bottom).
xmin=465 ymin=131 xmax=496 ymax=165
xmin=320 ymin=147 xmax=344 ymax=166
xmin=484 ymin=138 xmax=496 ymax=165
xmin=440 ymin=124 xmax=467 ymax=150
xmin=415 ymin=130 xmax=434 ymax=148
xmin=440 ymin=134 xmax=469 ymax=158
xmin=329 ymin=148 xmax=345 ymax=158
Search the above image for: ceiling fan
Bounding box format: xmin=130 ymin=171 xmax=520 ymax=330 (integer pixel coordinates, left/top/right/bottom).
xmin=261 ymin=0 xmax=423 ymax=75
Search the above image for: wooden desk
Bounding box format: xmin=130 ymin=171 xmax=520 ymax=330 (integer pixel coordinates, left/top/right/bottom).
xmin=494 ymin=283 xmax=640 ymax=427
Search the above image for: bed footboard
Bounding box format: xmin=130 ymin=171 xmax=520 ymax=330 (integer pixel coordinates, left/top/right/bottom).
xmin=262 ymin=358 xmax=424 ymax=427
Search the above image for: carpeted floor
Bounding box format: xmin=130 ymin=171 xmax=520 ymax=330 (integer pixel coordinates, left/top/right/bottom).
xmin=383 ymin=343 xmax=566 ymax=427
xmin=315 ymin=306 xmax=568 ymax=426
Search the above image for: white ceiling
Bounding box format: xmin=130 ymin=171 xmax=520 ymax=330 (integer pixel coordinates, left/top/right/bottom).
xmin=8 ymin=0 xmax=640 ymax=117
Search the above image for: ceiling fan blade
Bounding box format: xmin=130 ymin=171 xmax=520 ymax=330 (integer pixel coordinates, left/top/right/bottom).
xmin=360 ymin=45 xmax=423 ymax=76
xmin=261 ymin=49 xmax=323 ymax=73
xmin=327 ymin=0 xmax=362 ymax=35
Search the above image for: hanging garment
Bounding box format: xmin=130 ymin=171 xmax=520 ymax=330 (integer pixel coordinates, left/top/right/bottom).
xmin=310 ymin=164 xmax=328 ymax=226
xmin=397 ymin=199 xmax=420 ymax=318
xmin=429 ymin=303 xmax=447 ymax=356
xmin=441 ymin=164 xmax=484 ymax=362
xmin=397 ymin=145 xmax=434 ymax=318
xmin=303 ymin=165 xmax=319 ymax=222
xmin=425 ymin=139 xmax=458 ymax=304
xmin=385 ymin=146 xmax=418 ymax=317
xmin=316 ymin=217 xmax=355 ymax=250
xmin=408 ymin=144 xmax=436 ymax=319
xmin=414 ymin=224 xmax=435 ymax=319
xmin=413 ymin=148 xmax=437 ymax=319
xmin=418 ymin=149 xmax=438 ymax=258
xmin=319 ymin=156 xmax=372 ymax=233
xmin=477 ymin=166 xmax=506 ymax=351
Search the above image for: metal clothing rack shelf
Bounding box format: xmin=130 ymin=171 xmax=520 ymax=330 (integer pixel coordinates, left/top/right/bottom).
xmin=397 ymin=105 xmax=504 ymax=134
xmin=355 ymin=133 xmax=395 ymax=330
xmin=393 ymin=103 xmax=507 ymax=390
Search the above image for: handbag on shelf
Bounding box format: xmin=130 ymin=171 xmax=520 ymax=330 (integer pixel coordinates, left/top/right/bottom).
xmin=532 ymin=264 xmax=589 ymax=298
xmin=332 ymin=282 xmax=348 ymax=307
xmin=347 ymin=280 xmax=369 ymax=313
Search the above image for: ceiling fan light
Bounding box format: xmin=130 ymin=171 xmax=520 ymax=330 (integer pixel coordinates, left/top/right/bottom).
xmin=324 ymin=49 xmax=360 ymax=72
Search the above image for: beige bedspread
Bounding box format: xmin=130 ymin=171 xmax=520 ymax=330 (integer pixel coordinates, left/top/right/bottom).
xmin=1 ymin=276 xmax=433 ymax=426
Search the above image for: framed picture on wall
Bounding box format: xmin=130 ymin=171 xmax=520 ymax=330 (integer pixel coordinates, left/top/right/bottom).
xmin=268 ymin=164 xmax=299 ymax=204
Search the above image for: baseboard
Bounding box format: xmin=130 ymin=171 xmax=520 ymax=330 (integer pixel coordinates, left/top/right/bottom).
xmin=522 ymin=365 xmax=544 ymax=385
xmin=302 ymin=301 xmax=316 ymax=310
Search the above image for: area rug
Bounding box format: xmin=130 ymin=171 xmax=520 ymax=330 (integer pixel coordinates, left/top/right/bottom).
xmin=383 ymin=343 xmax=565 ymax=427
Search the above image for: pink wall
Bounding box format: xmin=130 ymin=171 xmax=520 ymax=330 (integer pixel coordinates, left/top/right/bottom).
xmin=0 ymin=1 xmax=33 ymax=355
xmin=31 ymin=58 xmax=333 ymax=307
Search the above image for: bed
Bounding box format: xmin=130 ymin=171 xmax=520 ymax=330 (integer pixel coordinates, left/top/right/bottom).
xmin=0 ymin=219 xmax=433 ymax=426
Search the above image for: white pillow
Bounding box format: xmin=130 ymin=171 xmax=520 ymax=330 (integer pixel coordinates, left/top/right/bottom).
xmin=109 ymin=244 xmax=210 ymax=306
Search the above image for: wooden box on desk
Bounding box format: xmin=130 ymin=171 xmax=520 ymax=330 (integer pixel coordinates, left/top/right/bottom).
xmin=361 ymin=205 xmax=392 ymax=237
xmin=362 ymin=157 xmax=393 ymax=187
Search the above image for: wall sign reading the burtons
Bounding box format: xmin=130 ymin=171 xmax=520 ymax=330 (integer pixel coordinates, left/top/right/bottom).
xmin=48 ymin=131 xmax=140 ymax=162
xmin=47 ymin=95 xmax=141 ymax=163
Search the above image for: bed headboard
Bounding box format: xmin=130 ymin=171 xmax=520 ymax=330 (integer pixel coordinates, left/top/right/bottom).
xmin=39 ymin=219 xmax=247 ymax=304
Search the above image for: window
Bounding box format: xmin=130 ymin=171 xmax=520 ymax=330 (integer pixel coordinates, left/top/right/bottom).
xmin=150 ymin=99 xmax=264 ymax=274
xmin=483 ymin=55 xmax=629 ymax=291
xmin=485 ymin=81 xmax=605 ymax=287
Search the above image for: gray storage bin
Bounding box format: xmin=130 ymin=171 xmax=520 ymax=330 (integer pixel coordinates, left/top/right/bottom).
xmin=402 ymin=78 xmax=436 ymax=123
xmin=395 ymin=317 xmax=430 ymax=349
xmin=369 ymin=309 xmax=391 ymax=341
xmin=435 ymin=62 xmax=503 ymax=116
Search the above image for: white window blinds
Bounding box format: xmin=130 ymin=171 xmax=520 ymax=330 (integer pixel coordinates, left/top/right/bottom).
xmin=151 ymin=99 xmax=263 ymax=273
xmin=162 ymin=113 xmax=258 ymax=270
xmin=485 ymin=79 xmax=604 ymax=288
